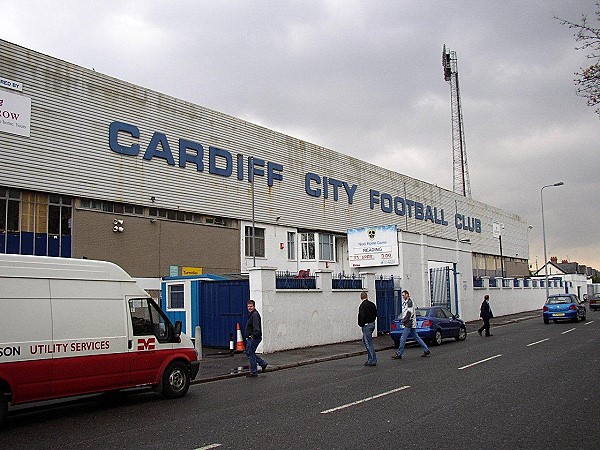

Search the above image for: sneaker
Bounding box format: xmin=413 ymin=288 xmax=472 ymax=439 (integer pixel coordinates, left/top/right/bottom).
xmin=485 ymin=334 xmax=493 ymax=337
xmin=365 ymin=362 xmax=377 ymax=366
xmin=421 ymin=350 xmax=431 ymax=357
xmin=246 ymin=373 xmax=258 ymax=378
xmin=391 ymin=354 xmax=402 ymax=360
xmin=260 ymin=363 xmax=268 ymax=372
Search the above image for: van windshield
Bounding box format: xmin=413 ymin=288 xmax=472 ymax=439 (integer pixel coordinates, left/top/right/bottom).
xmin=129 ymin=298 xmax=170 ymax=341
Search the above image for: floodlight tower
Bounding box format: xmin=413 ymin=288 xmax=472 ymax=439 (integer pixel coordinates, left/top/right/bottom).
xmin=442 ymin=45 xmax=471 ymax=198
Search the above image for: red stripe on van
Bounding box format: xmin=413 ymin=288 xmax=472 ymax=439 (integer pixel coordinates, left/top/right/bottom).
xmin=2 ymin=348 xmax=197 ymax=405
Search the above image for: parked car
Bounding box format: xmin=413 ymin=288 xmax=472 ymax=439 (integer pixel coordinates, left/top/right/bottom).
xmin=542 ymin=294 xmax=586 ymax=324
xmin=390 ymin=306 xmax=467 ymax=346
xmin=588 ymin=293 xmax=600 ymax=311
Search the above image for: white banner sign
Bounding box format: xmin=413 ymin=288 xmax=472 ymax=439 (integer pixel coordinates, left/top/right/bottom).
xmin=347 ymin=225 xmax=399 ymax=268
xmin=0 ymin=77 xmax=23 ymax=92
xmin=0 ymin=89 xmax=31 ymax=137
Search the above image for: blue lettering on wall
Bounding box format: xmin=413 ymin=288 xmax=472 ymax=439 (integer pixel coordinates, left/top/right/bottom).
xmin=109 ymin=121 xmax=483 ymax=233
xmin=305 ymin=173 xmax=357 ymax=204
xmin=179 ymin=139 xmax=204 ymax=171
xmin=109 ymin=121 xmax=284 ymax=187
xmin=143 ymin=132 xmax=175 ymax=165
xmin=369 ymin=189 xmax=453 ymax=228
xmin=109 ymin=121 xmax=140 ymax=156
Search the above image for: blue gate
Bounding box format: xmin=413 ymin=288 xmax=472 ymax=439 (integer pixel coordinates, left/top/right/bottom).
xmin=375 ymin=278 xmax=398 ymax=334
xmin=199 ymin=279 xmax=250 ymax=348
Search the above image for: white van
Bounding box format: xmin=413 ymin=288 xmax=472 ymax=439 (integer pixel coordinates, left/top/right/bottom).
xmin=0 ymin=254 xmax=199 ymax=427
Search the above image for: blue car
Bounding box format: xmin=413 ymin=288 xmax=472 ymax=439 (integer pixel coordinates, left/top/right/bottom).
xmin=543 ymin=294 xmax=586 ymax=324
xmin=390 ymin=306 xmax=467 ymax=346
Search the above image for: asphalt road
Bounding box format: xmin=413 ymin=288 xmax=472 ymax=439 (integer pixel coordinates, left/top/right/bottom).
xmin=2 ymin=313 xmax=599 ymax=449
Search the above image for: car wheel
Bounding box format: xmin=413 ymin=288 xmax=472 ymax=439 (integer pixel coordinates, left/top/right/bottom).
xmin=543 ymin=318 xmax=549 ymax=324
xmin=571 ymin=316 xmax=579 ymax=323
xmin=432 ymin=330 xmax=443 ymax=346
xmin=393 ymin=339 xmax=400 ymax=349
xmin=0 ymin=391 xmax=7 ymax=428
xmin=455 ymin=326 xmax=467 ymax=341
xmin=161 ymin=361 xmax=191 ymax=399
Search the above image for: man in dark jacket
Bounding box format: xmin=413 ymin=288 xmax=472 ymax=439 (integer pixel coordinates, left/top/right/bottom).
xmin=358 ymin=291 xmax=378 ymax=366
xmin=478 ymin=294 xmax=494 ymax=337
xmin=245 ymin=299 xmax=268 ymax=377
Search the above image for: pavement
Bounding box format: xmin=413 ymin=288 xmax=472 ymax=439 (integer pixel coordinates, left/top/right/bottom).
xmin=193 ymin=310 xmax=540 ymax=384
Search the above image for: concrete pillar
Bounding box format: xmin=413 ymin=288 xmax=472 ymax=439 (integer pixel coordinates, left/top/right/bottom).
xmin=248 ymin=266 xmax=277 ymax=354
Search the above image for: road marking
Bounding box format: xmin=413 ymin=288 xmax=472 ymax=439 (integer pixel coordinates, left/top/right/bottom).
xmin=458 ymin=354 xmax=502 ymax=370
xmin=584 ymin=320 xmax=594 ymax=325
xmin=320 ymin=386 xmax=410 ymax=414
xmin=194 ymin=445 xmax=222 ymax=450
xmin=561 ymin=328 xmax=576 ymax=334
xmin=527 ymin=338 xmax=549 ymax=347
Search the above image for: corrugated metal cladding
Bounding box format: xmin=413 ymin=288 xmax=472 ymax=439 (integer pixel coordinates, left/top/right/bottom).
xmin=0 ymin=39 xmax=529 ymax=259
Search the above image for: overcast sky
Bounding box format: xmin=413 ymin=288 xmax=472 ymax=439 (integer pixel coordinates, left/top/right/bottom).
xmin=3 ymin=0 xmax=599 ymax=271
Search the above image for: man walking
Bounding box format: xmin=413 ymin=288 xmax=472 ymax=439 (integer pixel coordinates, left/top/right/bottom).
xmin=392 ymin=290 xmax=430 ymax=359
xmin=477 ymin=294 xmax=494 ymax=337
xmin=358 ymin=291 xmax=377 ymax=366
xmin=245 ymin=299 xmax=268 ymax=377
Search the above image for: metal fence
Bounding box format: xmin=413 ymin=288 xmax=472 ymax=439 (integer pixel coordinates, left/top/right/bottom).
xmin=275 ymin=271 xmax=317 ymax=289
xmin=331 ymin=273 xmax=363 ymax=290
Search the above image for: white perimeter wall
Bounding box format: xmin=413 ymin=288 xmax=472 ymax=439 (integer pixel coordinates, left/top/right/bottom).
xmin=250 ymin=268 xmax=376 ymax=353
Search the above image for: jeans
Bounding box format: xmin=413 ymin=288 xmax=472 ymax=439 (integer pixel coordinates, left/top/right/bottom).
xmin=396 ymin=326 xmax=429 ymax=357
xmin=246 ymin=337 xmax=267 ymax=375
xmin=362 ymin=322 xmax=377 ymax=364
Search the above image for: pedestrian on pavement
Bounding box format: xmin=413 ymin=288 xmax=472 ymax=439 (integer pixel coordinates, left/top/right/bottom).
xmin=392 ymin=290 xmax=430 ymax=359
xmin=477 ymin=294 xmax=494 ymax=337
xmin=358 ymin=291 xmax=377 ymax=366
xmin=245 ymin=299 xmax=268 ymax=377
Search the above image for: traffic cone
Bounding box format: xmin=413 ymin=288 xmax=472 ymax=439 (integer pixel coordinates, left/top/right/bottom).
xmin=235 ymin=323 xmax=245 ymax=353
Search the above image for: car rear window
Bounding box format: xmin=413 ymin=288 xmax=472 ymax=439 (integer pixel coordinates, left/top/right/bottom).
xmin=416 ymin=308 xmax=430 ymax=317
xmin=591 ymin=294 xmax=600 ymax=300
xmin=547 ymin=296 xmax=572 ymax=304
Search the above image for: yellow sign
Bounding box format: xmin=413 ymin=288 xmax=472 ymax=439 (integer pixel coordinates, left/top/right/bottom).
xmin=181 ymin=266 xmax=203 ymax=275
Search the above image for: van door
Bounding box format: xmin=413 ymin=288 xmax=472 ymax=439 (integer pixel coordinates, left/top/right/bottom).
xmin=0 ymin=289 xmax=53 ymax=404
xmin=50 ymin=293 xmax=131 ymax=397
xmin=128 ymin=298 xmax=174 ymax=386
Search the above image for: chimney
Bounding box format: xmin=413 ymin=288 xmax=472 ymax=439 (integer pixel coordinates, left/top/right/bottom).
xmin=550 ymin=256 xmax=558 ymax=263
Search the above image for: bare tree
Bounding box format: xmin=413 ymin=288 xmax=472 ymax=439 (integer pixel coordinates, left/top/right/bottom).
xmin=556 ymin=2 xmax=600 ymax=118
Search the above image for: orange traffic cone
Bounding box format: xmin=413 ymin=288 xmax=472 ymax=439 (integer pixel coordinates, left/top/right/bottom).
xmin=235 ymin=323 xmax=245 ymax=353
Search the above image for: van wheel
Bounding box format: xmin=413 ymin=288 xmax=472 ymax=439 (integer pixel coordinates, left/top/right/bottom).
xmin=162 ymin=362 xmax=190 ymax=399
xmin=0 ymin=392 xmax=8 ymax=428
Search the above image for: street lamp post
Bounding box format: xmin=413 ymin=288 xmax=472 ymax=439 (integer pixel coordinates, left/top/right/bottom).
xmin=541 ymin=181 xmax=564 ymax=299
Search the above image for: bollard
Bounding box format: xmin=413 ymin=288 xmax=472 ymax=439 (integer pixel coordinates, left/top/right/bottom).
xmin=195 ymin=326 xmax=202 ymax=361
xmin=229 ymin=332 xmax=235 ymax=356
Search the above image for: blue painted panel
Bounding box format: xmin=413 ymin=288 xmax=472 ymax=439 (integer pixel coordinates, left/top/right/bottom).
xmin=375 ymin=279 xmax=397 ymax=334
xmin=0 ymin=233 xmax=5 ymax=253
xmin=21 ymin=232 xmax=34 ymax=255
xmin=48 ymin=235 xmax=60 ymax=256
xmin=61 ymin=236 xmax=72 ymax=257
xmin=6 ymin=233 xmax=20 ymax=254
xmin=168 ymin=311 xmax=186 ymax=333
xmin=191 ymin=281 xmax=199 ymax=338
xmin=200 ymin=280 xmax=250 ymax=348
xmin=35 ymin=233 xmax=47 ymax=256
